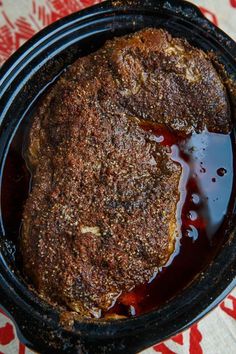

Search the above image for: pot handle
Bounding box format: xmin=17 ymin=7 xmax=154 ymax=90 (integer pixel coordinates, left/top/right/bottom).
xmin=109 ymin=0 xmax=236 ymax=58
xmin=110 ymin=0 xmax=205 ymax=21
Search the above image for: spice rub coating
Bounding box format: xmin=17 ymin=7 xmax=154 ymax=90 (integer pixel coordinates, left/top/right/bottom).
xmin=21 ymin=28 xmax=231 ymax=318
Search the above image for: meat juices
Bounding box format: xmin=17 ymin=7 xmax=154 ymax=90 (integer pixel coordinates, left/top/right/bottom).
xmin=21 ymin=28 xmax=231 ymax=318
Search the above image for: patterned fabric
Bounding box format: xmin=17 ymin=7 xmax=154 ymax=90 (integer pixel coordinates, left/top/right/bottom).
xmin=0 ymin=1 xmax=235 ymax=353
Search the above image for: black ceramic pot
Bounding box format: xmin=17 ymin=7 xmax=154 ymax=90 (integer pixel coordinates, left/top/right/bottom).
xmin=0 ymin=1 xmax=236 ymax=353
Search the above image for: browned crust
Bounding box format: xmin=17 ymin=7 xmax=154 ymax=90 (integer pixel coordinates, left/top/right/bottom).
xmin=21 ymin=28 xmax=231 ymax=318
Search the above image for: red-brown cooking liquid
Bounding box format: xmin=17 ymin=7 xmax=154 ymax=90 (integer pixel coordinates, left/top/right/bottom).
xmin=1 ymin=122 xmax=234 ymax=318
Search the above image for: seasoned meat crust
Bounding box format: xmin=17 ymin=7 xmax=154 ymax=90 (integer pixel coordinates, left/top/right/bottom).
xmin=21 ymin=28 xmax=230 ymax=318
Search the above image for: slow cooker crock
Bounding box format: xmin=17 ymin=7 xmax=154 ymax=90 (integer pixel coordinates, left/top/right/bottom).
xmin=0 ymin=1 xmax=235 ymax=353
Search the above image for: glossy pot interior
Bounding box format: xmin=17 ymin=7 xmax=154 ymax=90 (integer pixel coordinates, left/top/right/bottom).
xmin=0 ymin=0 xmax=236 ymax=353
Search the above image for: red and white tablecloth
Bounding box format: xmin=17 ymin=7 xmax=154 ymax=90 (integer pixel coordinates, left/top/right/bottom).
xmin=0 ymin=1 xmax=235 ymax=353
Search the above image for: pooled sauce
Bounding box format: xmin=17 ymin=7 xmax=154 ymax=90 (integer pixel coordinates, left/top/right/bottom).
xmin=106 ymin=128 xmax=234 ymax=317
xmin=1 ymin=123 xmax=234 ymax=318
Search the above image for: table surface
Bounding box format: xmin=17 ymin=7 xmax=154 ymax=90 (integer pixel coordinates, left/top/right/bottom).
xmin=0 ymin=1 xmax=235 ymax=353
